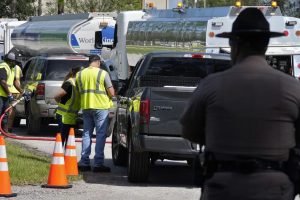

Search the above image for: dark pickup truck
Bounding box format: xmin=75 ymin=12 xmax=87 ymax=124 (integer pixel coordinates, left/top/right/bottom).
xmin=112 ymin=52 xmax=231 ymax=182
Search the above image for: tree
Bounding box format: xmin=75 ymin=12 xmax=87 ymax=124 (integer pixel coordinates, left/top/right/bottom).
xmin=0 ymin=0 xmax=35 ymax=20
xmin=58 ymin=0 xmax=64 ymax=14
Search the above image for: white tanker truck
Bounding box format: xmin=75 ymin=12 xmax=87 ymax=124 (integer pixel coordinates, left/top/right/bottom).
xmin=11 ymin=12 xmax=116 ymax=61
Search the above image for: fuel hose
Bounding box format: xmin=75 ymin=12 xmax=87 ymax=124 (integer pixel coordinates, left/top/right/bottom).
xmin=0 ymin=97 xmax=111 ymax=144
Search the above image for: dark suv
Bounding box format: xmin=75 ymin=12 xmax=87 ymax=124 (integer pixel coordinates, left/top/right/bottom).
xmin=15 ymin=54 xmax=118 ymax=134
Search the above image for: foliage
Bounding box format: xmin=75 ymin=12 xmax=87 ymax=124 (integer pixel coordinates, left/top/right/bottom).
xmin=44 ymin=0 xmax=142 ymax=14
xmin=0 ymin=0 xmax=36 ymax=20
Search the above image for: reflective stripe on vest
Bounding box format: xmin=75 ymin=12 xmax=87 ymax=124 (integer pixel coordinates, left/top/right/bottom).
xmin=0 ymin=62 xmax=13 ymax=97
xmin=57 ymin=78 xmax=80 ymax=124
xmin=77 ymin=67 xmax=110 ymax=109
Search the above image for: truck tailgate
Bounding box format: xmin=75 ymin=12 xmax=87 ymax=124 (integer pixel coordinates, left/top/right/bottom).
xmin=44 ymin=81 xmax=63 ymax=105
xmin=148 ymin=86 xmax=195 ymax=137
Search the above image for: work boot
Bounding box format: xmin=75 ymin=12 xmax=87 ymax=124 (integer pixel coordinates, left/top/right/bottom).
xmin=78 ymin=164 xmax=91 ymax=172
xmin=92 ymin=165 xmax=111 ymax=173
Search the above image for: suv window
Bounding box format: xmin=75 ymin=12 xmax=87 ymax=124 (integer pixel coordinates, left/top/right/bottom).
xmin=44 ymin=60 xmax=88 ymax=80
xmin=34 ymin=59 xmax=46 ymax=81
xmin=145 ymin=57 xmax=230 ymax=78
xmin=25 ymin=59 xmax=36 ymax=81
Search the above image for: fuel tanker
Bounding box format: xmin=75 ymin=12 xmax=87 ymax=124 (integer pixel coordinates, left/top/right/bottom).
xmin=11 ymin=12 xmax=116 ymax=59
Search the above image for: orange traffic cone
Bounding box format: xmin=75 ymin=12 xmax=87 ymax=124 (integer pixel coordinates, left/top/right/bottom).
xmin=0 ymin=136 xmax=17 ymax=197
xmin=65 ymin=128 xmax=78 ymax=176
xmin=42 ymin=133 xmax=72 ymax=189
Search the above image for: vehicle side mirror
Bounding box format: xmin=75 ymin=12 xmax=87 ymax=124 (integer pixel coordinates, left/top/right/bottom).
xmin=109 ymin=65 xmax=114 ymax=71
xmin=95 ymin=30 xmax=114 ymax=49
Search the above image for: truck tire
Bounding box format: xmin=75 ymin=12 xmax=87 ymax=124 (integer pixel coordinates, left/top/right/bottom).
xmin=26 ymin=105 xmax=41 ymax=135
xmin=112 ymin=123 xmax=128 ymax=166
xmin=127 ymin=131 xmax=150 ymax=183
xmin=193 ymin=155 xmax=204 ymax=187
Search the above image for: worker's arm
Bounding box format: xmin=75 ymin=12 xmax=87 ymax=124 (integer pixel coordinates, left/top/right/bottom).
xmin=104 ymin=73 xmax=115 ymax=98
xmin=0 ymin=68 xmax=10 ymax=96
xmin=106 ymin=86 xmax=115 ymax=98
xmin=0 ymin=80 xmax=11 ymax=96
xmin=14 ymin=79 xmax=23 ymax=94
xmin=55 ymin=81 xmax=72 ymax=103
xmin=54 ymin=88 xmax=67 ymax=103
xmin=14 ymin=66 xmax=23 ymax=94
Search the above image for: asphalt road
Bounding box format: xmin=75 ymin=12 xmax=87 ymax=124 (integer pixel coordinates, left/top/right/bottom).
xmin=5 ymin=121 xmax=201 ymax=200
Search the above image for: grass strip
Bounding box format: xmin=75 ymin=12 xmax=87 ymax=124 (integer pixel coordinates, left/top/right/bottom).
xmin=5 ymin=140 xmax=81 ymax=186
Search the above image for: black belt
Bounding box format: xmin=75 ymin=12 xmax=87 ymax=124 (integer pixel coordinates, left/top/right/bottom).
xmin=215 ymin=159 xmax=284 ymax=174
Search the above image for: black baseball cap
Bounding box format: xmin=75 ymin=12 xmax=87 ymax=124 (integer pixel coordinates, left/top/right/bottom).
xmin=89 ymin=55 xmax=101 ymax=63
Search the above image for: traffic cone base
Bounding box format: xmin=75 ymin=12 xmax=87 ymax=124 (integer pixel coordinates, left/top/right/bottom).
xmin=42 ymin=133 xmax=72 ymax=189
xmin=0 ymin=172 xmax=17 ymax=197
xmin=65 ymin=128 xmax=78 ymax=176
xmin=0 ymin=193 xmax=17 ymax=198
xmin=41 ymin=184 xmax=72 ymax=189
xmin=0 ymin=136 xmax=17 ymax=197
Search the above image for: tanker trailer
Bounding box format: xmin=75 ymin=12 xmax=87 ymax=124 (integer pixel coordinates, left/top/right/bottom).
xmin=11 ymin=12 xmax=116 ymax=60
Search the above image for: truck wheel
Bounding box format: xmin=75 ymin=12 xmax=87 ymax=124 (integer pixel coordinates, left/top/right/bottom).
xmin=193 ymin=155 xmax=204 ymax=187
xmin=26 ymin=105 xmax=41 ymax=135
xmin=127 ymin=132 xmax=150 ymax=183
xmin=112 ymin=123 xmax=128 ymax=166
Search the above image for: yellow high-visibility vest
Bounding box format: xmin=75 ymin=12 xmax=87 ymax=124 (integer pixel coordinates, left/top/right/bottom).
xmin=76 ymin=66 xmax=110 ymax=110
xmin=0 ymin=62 xmax=13 ymax=97
xmin=56 ymin=78 xmax=80 ymax=125
xmin=10 ymin=65 xmax=22 ymax=94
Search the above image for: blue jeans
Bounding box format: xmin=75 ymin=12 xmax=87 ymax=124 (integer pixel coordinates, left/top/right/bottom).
xmin=0 ymin=96 xmax=9 ymax=128
xmin=79 ymin=109 xmax=108 ymax=167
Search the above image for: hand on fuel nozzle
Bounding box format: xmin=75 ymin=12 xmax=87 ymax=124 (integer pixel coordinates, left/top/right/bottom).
xmin=22 ymin=90 xmax=31 ymax=101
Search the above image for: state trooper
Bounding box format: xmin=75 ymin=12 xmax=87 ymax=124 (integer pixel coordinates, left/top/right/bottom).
xmin=180 ymin=8 xmax=300 ymax=200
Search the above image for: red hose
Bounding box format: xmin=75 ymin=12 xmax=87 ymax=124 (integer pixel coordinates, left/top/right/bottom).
xmin=0 ymin=97 xmax=111 ymax=144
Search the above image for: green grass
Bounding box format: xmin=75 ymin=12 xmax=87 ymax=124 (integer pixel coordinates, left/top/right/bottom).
xmin=126 ymin=45 xmax=206 ymax=54
xmin=5 ymin=140 xmax=81 ymax=185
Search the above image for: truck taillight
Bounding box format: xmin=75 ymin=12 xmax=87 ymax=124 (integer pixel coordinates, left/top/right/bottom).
xmin=36 ymin=83 xmax=45 ymax=100
xmin=192 ymin=54 xmax=203 ymax=59
xmin=140 ymin=99 xmax=150 ymax=125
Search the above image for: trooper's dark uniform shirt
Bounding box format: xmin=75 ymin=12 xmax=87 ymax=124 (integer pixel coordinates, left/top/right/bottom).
xmin=180 ymin=56 xmax=300 ymax=200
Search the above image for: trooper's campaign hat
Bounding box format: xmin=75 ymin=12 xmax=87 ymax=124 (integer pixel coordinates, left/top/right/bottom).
xmin=216 ymin=8 xmax=285 ymax=39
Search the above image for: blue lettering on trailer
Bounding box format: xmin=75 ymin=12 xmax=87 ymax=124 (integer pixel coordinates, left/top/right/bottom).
xmin=71 ymin=34 xmax=80 ymax=48
xmin=101 ymin=26 xmax=114 ymax=45
xmin=90 ymin=49 xmax=101 ymax=55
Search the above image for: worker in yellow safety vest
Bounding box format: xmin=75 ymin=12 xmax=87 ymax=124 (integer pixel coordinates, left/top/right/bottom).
xmin=76 ymin=55 xmax=115 ymax=173
xmin=54 ymin=66 xmax=82 ymax=146
xmin=0 ymin=53 xmax=17 ymax=131
xmin=7 ymin=62 xmax=24 ymax=132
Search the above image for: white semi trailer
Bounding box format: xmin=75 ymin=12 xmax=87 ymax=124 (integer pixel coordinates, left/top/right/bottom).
xmin=0 ymin=20 xmax=26 ymax=61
